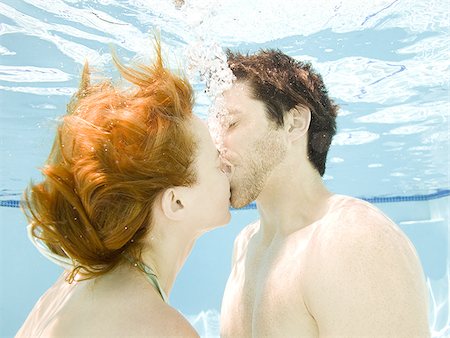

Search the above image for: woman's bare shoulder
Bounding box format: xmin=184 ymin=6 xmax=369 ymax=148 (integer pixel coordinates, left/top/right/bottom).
xmin=101 ymin=303 xmax=199 ymax=337
xmin=142 ymin=305 xmax=199 ymax=337
xmin=41 ymin=300 xmax=198 ymax=337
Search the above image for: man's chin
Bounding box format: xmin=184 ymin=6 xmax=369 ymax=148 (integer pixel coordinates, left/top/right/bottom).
xmin=230 ymin=192 xmax=254 ymax=209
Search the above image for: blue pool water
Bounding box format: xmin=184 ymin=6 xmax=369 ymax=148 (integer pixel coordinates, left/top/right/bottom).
xmin=0 ymin=0 xmax=449 ymax=337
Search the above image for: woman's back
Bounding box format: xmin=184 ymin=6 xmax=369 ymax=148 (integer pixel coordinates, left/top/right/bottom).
xmin=17 ymin=266 xmax=198 ymax=337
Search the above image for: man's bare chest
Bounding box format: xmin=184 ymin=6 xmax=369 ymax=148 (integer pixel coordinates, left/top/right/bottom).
xmin=224 ymin=234 xmax=318 ymax=337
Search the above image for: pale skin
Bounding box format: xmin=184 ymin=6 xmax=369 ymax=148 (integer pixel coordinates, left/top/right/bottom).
xmin=219 ymin=82 xmax=430 ymax=337
xmin=17 ymin=116 xmax=231 ymax=337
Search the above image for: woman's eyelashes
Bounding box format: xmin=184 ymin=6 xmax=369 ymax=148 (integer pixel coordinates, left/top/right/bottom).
xmin=219 ymin=163 xmax=228 ymax=174
xmin=228 ymin=120 xmax=238 ymax=129
xmin=218 ymin=158 xmax=231 ymax=174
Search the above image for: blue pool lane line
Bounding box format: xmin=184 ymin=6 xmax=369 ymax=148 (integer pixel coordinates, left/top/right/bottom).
xmin=0 ymin=199 xmax=21 ymax=208
xmin=232 ymin=188 xmax=450 ymax=210
xmin=2 ymin=189 xmax=449 ymax=209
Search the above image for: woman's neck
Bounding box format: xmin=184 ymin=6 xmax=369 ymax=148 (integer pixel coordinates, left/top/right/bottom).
xmin=139 ymin=227 xmax=198 ymax=298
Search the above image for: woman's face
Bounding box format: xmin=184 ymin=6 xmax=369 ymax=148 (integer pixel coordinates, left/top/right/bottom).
xmin=187 ymin=116 xmax=231 ymax=230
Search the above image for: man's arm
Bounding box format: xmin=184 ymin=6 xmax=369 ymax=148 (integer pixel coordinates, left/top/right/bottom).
xmin=304 ymin=204 xmax=430 ymax=337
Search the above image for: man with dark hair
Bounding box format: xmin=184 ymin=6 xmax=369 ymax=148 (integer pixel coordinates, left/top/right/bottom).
xmin=217 ymin=50 xmax=430 ymax=337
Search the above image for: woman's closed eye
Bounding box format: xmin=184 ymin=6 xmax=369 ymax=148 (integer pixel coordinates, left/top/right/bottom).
xmin=217 ymin=154 xmax=231 ymax=174
xmin=219 ymin=161 xmax=231 ymax=174
xmin=228 ymin=120 xmax=238 ymax=129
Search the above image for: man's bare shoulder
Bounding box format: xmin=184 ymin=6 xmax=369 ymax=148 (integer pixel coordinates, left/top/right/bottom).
xmin=309 ymin=195 xmax=417 ymax=266
xmin=303 ymin=195 xmax=430 ymax=336
xmin=316 ymin=195 xmax=402 ymax=239
xmin=231 ymin=220 xmax=260 ymax=263
xmin=237 ymin=220 xmax=260 ymax=244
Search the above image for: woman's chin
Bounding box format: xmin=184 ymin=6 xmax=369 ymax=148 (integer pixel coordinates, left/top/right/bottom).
xmin=222 ymin=210 xmax=232 ymax=225
xmin=204 ymin=211 xmax=232 ymax=233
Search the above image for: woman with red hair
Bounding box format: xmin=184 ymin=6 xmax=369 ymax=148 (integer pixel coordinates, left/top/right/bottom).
xmin=17 ymin=41 xmax=230 ymax=337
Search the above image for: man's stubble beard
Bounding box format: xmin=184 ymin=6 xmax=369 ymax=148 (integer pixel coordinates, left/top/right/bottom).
xmin=230 ymin=129 xmax=287 ymax=209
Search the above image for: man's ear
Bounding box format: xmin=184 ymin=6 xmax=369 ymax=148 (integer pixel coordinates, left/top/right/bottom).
xmin=285 ymin=105 xmax=311 ymax=142
xmin=160 ymin=188 xmax=187 ymax=221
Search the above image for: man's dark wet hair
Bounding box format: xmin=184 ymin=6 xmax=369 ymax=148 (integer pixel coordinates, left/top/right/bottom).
xmin=227 ymin=49 xmax=339 ymax=176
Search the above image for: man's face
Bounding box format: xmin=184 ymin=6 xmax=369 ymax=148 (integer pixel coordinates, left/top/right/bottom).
xmin=216 ymin=81 xmax=287 ymax=208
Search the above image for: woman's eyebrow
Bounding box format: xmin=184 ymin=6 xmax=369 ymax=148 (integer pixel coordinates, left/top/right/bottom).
xmin=228 ymin=108 xmax=241 ymax=116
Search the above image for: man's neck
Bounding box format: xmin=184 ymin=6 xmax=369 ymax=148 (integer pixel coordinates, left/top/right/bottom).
xmin=256 ymin=162 xmax=333 ymax=240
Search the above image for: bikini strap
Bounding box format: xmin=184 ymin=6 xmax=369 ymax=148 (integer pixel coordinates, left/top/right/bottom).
xmin=123 ymin=254 xmax=168 ymax=303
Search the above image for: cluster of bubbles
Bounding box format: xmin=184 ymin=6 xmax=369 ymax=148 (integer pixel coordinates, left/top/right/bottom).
xmin=185 ymin=39 xmax=235 ymax=150
xmin=185 ymin=40 xmax=234 ymax=98
xmin=177 ymin=0 xmax=236 ymax=151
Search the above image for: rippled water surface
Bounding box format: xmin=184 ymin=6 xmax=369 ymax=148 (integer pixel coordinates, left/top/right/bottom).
xmin=0 ymin=0 xmax=449 ymax=199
